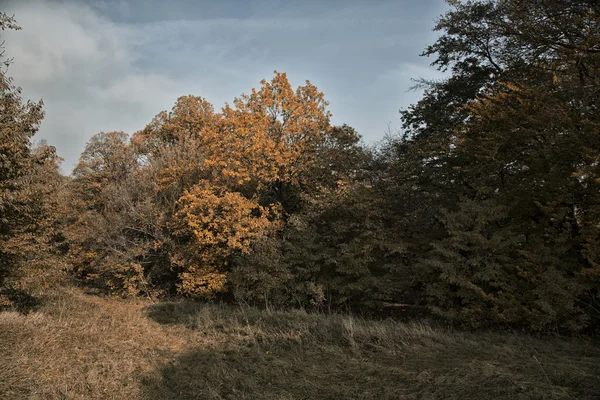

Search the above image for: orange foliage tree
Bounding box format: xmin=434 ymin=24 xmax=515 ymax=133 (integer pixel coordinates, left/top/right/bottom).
xmin=174 ymin=185 xmax=276 ymax=297
xmin=166 ymin=72 xmax=331 ymax=297
xmin=70 ymin=72 xmax=333 ymax=298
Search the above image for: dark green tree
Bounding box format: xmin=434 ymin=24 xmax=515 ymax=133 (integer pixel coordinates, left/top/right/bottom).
xmin=389 ymin=0 xmax=600 ymax=331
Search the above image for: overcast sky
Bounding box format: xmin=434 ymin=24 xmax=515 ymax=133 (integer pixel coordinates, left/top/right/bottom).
xmin=3 ymin=0 xmax=449 ymax=173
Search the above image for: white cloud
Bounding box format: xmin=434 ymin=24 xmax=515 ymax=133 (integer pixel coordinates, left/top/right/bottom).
xmin=3 ymin=0 xmax=186 ymax=172
xmin=8 ymin=1 xmax=131 ymax=82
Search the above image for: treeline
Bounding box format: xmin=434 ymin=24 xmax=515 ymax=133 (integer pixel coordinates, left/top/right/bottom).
xmin=1 ymin=0 xmax=599 ymax=333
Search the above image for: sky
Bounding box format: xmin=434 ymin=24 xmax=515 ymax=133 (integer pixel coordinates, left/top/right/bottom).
xmin=3 ymin=0 xmax=449 ymax=173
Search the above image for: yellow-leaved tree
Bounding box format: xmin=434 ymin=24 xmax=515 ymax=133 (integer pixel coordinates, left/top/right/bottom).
xmin=174 ymin=184 xmax=275 ymax=297
xmin=169 ymin=71 xmax=331 ymax=297
xmin=64 ymin=71 xmax=334 ymax=298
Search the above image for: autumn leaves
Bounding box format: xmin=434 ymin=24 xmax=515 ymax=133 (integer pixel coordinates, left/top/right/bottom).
xmin=69 ymin=72 xmax=334 ymax=299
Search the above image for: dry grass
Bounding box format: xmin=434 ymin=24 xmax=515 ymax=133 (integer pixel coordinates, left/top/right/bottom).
xmin=1 ymin=286 xmax=599 ymax=399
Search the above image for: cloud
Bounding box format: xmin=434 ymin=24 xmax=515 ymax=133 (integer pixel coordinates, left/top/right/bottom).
xmin=3 ymin=0 xmax=187 ymax=172
xmin=92 ymin=74 xmax=183 ymax=112
xmin=8 ymin=2 xmax=129 ymax=81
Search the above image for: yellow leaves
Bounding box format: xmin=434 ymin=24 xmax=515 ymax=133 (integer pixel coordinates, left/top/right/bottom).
xmin=205 ymin=70 xmax=332 ymax=188
xmin=174 ymin=182 xmax=279 ymax=297
xmin=178 ymin=184 xmax=274 ymax=258
xmin=73 ymin=71 xmax=335 ymax=299
xmin=178 ymin=267 xmax=228 ymax=298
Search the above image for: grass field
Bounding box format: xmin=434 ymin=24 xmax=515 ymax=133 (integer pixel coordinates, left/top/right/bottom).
xmin=1 ymin=285 xmax=599 ymax=399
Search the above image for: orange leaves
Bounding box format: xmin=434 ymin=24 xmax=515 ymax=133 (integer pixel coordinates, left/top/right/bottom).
xmin=209 ymin=71 xmax=332 ymax=188
xmin=178 ymin=184 xmax=275 ymax=259
xmin=178 ymin=267 xmax=228 ymax=298
xmin=70 ymin=71 xmax=333 ymax=299
xmin=160 ymin=72 xmax=332 ymax=298
xmin=132 ymin=71 xmax=332 ymax=193
xmin=175 ymin=184 xmax=277 ymax=297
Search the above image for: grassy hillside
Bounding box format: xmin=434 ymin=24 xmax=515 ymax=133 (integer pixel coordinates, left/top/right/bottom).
xmin=1 ymin=286 xmax=599 ymax=399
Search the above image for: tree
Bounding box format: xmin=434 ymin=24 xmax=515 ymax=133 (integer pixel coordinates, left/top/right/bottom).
xmin=133 ymin=95 xmax=218 ymax=153
xmin=172 ymin=71 xmax=332 ymax=297
xmin=66 ymin=131 xmax=147 ymax=293
xmin=0 ymin=73 xmax=44 ymax=282
xmin=432 ymin=82 xmax=600 ymax=331
xmin=229 ymin=125 xmax=406 ymax=311
xmin=72 ymin=131 xmax=135 ymax=207
xmin=387 ymin=0 xmax=600 ymax=331
xmin=0 ymin=13 xmax=64 ymax=302
xmin=402 ymin=0 xmax=600 ymax=140
xmin=175 ymin=185 xmax=275 ymax=297
xmin=70 ymin=72 xmax=336 ymax=299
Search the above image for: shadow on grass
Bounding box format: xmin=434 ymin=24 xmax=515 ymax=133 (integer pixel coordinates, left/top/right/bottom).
xmin=141 ymin=301 xmax=600 ymax=400
xmin=143 ymin=301 xmax=408 ymax=398
xmin=141 ymin=339 xmax=408 ymax=400
xmin=140 ymin=335 xmax=600 ymax=400
xmin=0 ymin=288 xmax=42 ymax=314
